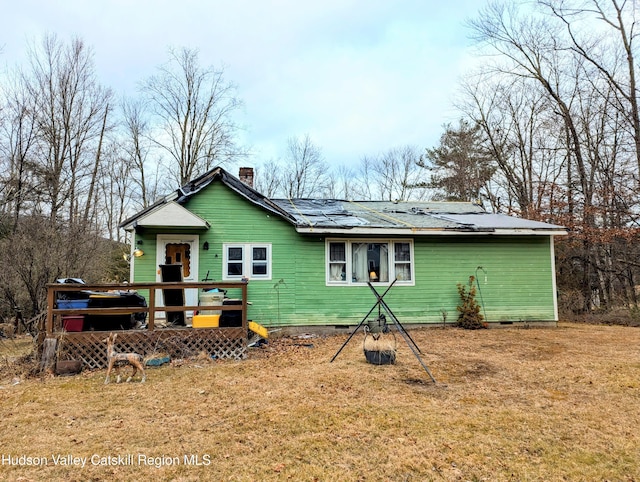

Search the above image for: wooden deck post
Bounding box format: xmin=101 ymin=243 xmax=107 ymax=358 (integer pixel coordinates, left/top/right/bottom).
xmin=241 ymin=281 xmax=248 ymax=329
xmin=46 ymin=286 xmax=55 ymax=334
xmin=148 ymin=288 xmax=156 ymax=330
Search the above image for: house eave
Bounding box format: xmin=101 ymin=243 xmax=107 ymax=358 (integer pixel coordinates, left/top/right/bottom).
xmin=294 ymin=227 xmax=568 ymax=236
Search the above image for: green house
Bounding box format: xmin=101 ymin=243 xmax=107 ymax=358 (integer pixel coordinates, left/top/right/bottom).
xmin=120 ymin=167 xmax=566 ymax=331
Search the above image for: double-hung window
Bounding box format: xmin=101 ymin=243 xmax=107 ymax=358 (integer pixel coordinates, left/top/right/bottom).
xmin=326 ymin=239 xmax=414 ymax=285
xmin=223 ymin=244 xmax=271 ymax=280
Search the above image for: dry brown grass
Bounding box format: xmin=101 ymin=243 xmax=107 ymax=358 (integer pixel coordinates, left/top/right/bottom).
xmin=0 ymin=322 xmax=639 ymax=481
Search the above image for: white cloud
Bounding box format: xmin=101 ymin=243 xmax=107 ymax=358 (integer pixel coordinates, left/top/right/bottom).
xmin=0 ymin=0 xmax=489 ymax=167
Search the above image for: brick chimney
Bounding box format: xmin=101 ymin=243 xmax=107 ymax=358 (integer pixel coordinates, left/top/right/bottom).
xmin=238 ymin=167 xmax=254 ymax=188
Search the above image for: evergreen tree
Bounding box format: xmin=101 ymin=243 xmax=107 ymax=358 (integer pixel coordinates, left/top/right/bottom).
xmin=420 ymin=119 xmax=495 ymax=203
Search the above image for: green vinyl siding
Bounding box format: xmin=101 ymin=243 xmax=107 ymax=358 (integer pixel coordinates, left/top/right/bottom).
xmin=280 ymin=235 xmax=556 ymax=327
xmin=413 ymin=236 xmax=555 ymax=323
xmin=130 ymin=180 xmax=558 ymax=327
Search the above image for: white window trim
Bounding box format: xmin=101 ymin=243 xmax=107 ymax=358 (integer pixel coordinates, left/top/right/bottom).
xmin=325 ymin=238 xmax=415 ymax=286
xmin=223 ymin=243 xmax=272 ymax=281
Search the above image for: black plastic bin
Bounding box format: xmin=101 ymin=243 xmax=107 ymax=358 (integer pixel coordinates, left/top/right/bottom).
xmin=219 ymin=299 xmax=243 ymax=327
xmin=85 ymin=292 xmax=147 ymax=331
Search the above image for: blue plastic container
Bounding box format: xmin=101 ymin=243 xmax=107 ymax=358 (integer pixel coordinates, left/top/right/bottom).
xmin=57 ymin=299 xmax=89 ymax=309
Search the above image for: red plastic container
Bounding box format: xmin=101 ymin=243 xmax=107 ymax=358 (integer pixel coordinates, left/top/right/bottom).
xmin=62 ymin=316 xmax=84 ymax=332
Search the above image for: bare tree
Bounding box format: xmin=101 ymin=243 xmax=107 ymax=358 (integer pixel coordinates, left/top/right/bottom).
xmin=457 ymin=74 xmax=567 ymax=217
xmin=469 ymin=3 xmax=595 ymax=218
xmin=253 ymin=159 xmax=283 ymax=198
xmin=354 ymin=156 xmax=376 ymax=200
xmin=82 ymin=102 xmax=110 ymax=226
xmin=142 ymin=47 xmax=244 ymax=185
xmin=325 ymin=164 xmax=358 ymax=199
xmin=243 ymin=145 xmax=364 ymax=201
xmin=121 ymin=97 xmax=159 ymax=209
xmin=22 ymin=34 xmax=112 ymax=224
xmin=0 ymin=75 xmax=39 ymax=231
xmin=541 ymin=0 xmax=640 ymax=175
xmin=95 ymin=142 xmax=136 ymax=242
xmin=0 ymin=34 xmax=114 ymax=318
xmin=282 ymin=134 xmax=329 ymax=198
xmin=377 ymin=146 xmax=429 ymax=201
xmin=353 ymin=146 xmax=429 ymax=201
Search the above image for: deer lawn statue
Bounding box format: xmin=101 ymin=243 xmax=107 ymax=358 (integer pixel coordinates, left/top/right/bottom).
xmin=104 ymin=332 xmax=146 ymax=384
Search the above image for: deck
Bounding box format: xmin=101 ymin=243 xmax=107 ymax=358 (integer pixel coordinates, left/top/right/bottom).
xmin=44 ymin=281 xmax=249 ymax=369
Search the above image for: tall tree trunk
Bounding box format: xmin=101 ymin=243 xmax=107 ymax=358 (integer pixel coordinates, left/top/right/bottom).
xmin=83 ymin=103 xmax=109 ymax=224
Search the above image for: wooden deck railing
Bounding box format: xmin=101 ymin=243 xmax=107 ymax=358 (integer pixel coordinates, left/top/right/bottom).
xmin=46 ymin=281 xmax=249 ymax=334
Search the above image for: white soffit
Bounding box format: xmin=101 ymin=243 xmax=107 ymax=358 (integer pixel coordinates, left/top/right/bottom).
xmin=136 ymin=202 xmax=209 ymax=229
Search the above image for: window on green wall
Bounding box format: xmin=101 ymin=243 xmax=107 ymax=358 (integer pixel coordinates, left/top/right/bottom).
xmin=326 ymin=239 xmax=414 ymax=286
xmin=223 ymin=243 xmax=271 ymax=280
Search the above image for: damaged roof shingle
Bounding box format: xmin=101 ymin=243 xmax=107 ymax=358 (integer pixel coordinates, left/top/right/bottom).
xmin=272 ymin=198 xmax=565 ymax=233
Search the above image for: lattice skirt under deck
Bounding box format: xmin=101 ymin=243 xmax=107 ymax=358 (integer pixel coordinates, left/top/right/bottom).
xmin=53 ymin=328 xmax=247 ymax=369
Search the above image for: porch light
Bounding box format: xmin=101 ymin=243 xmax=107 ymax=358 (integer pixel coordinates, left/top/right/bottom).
xmin=132 ymin=239 xmax=144 ymax=257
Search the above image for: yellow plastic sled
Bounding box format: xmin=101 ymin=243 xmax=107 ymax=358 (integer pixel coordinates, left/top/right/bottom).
xmin=248 ymin=321 xmax=268 ymax=339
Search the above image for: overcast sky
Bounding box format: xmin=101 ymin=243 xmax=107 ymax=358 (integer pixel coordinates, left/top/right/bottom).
xmin=0 ymin=0 xmax=489 ymax=167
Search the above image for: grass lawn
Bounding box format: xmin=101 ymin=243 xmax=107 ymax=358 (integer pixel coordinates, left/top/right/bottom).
xmin=0 ymin=322 xmax=639 ymax=481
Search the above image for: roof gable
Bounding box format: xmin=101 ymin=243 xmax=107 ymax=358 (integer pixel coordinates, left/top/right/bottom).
xmin=130 ymin=201 xmax=209 ymax=229
xmin=120 ymin=167 xmax=295 ymax=231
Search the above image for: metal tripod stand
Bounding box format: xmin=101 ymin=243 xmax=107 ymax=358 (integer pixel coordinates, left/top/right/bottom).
xmin=330 ymin=280 xmax=436 ymax=383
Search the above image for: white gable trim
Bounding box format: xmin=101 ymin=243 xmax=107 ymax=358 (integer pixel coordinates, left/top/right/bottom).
xmin=127 ymin=202 xmax=209 ymax=230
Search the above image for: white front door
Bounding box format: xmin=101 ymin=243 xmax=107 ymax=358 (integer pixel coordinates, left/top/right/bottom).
xmin=156 ymin=235 xmax=199 ymax=316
